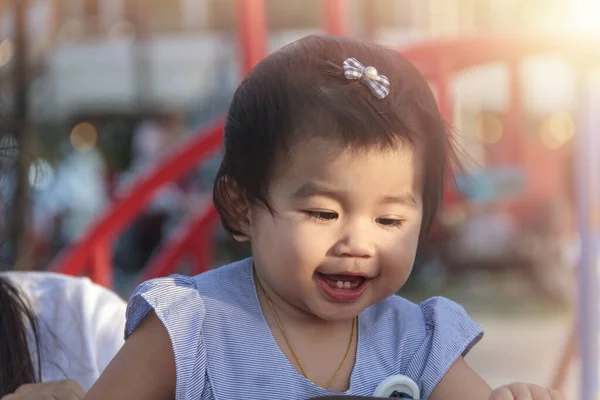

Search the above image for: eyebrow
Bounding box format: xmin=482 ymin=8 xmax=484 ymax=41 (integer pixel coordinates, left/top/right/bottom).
xmin=292 ymin=182 xmax=418 ymax=209
xmin=379 ymin=193 xmax=418 ymax=208
xmin=293 ymin=182 xmax=340 ymax=200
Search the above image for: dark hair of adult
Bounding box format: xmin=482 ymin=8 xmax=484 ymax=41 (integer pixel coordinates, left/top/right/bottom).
xmin=0 ymin=276 xmax=42 ymax=396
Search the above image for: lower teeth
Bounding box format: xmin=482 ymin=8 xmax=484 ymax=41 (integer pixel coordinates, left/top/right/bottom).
xmin=321 ymin=274 xmax=364 ymax=289
xmin=336 ymin=280 xmax=355 ymax=289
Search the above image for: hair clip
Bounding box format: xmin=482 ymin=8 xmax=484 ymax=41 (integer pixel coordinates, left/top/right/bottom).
xmin=342 ymin=57 xmax=390 ymax=99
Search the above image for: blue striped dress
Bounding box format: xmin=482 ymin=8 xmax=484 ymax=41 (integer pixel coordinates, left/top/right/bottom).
xmin=126 ymin=258 xmax=483 ymax=400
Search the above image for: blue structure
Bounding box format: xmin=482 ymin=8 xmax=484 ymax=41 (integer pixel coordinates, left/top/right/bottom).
xmin=576 ymin=72 xmax=599 ymax=400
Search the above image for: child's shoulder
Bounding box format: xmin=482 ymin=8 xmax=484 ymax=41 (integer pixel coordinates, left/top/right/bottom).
xmin=372 ymin=294 xmax=471 ymax=317
xmin=192 ymin=257 xmax=253 ymax=286
xmin=363 ymin=296 xmax=483 ymax=400
xmin=366 ymin=295 xmax=479 ymax=336
xmin=132 ymin=257 xmax=252 ymax=295
xmin=125 ymin=258 xmax=254 ymax=337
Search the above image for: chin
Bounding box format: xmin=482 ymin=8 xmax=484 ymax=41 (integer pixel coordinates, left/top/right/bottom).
xmin=312 ymin=300 xmax=372 ymax=322
xmin=316 ymin=310 xmax=360 ymax=323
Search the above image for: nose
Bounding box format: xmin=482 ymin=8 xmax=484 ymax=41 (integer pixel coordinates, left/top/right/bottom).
xmin=331 ymin=221 xmax=375 ymax=258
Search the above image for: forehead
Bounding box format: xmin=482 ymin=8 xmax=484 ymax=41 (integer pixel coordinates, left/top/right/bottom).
xmin=271 ymin=138 xmax=423 ymax=198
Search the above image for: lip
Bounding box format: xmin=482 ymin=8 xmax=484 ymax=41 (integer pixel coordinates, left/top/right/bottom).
xmin=316 ymin=273 xmax=371 ymax=302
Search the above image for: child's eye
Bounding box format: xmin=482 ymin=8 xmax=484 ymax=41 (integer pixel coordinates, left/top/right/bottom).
xmin=376 ymin=217 xmax=404 ymax=228
xmin=305 ymin=210 xmax=338 ymax=221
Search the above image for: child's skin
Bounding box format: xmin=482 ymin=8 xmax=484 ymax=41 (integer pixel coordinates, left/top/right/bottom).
xmin=1 ymin=380 xmax=85 ymax=400
xmin=84 ymin=138 xmax=566 ymax=400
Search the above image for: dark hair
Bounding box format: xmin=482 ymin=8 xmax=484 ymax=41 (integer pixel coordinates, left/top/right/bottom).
xmin=0 ymin=276 xmax=42 ymax=396
xmin=214 ymin=35 xmax=454 ymax=243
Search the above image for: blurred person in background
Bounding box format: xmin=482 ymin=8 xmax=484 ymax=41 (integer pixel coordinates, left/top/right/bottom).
xmin=116 ymin=117 xmax=185 ymax=271
xmin=0 ymin=128 xmax=126 ymax=398
xmin=0 ymin=272 xmax=126 ymax=399
xmin=32 ymin=146 xmax=109 ymax=253
xmin=116 ymin=114 xmax=203 ymax=273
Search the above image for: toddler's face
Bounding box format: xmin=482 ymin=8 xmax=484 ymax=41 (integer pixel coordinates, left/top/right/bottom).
xmin=247 ymin=138 xmax=424 ymax=321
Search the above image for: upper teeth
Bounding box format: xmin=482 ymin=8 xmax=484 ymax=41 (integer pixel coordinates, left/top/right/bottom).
xmin=337 ymin=281 xmax=352 ymax=288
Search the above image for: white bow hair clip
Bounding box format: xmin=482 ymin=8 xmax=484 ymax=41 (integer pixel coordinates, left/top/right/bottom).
xmin=342 ymin=57 xmax=390 ymax=100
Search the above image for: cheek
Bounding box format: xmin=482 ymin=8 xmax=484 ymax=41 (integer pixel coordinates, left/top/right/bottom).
xmin=380 ymin=221 xmax=421 ymax=278
xmin=286 ymin=222 xmax=331 ymax=253
xmin=250 ymin=211 xmax=329 ymax=268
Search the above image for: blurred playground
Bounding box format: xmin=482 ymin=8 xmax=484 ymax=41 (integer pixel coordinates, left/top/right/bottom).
xmin=1 ymin=0 xmax=600 ymax=398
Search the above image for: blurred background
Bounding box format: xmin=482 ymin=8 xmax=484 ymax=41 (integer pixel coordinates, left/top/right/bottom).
xmin=1 ymin=0 xmax=600 ymax=398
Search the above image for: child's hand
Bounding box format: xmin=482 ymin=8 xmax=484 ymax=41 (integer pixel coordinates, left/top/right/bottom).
xmin=1 ymin=379 xmax=85 ymax=400
xmin=490 ymin=383 xmax=565 ymax=400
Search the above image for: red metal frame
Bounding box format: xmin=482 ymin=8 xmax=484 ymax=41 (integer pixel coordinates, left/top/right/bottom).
xmin=52 ymin=0 xmax=270 ymax=286
xmin=324 ymin=0 xmax=347 ymax=37
xmin=400 ymin=35 xmax=600 ymax=393
xmin=50 ymin=120 xmax=223 ymax=285
xmin=138 ymin=199 xmax=219 ymax=283
xmin=401 ymin=34 xmax=600 ymax=74
xmin=111 ymin=0 xmax=350 ymax=285
xmin=237 ymin=0 xmax=266 ymax=76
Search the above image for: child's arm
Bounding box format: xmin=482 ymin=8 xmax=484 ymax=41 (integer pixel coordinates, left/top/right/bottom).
xmin=489 ymin=383 xmax=565 ymax=399
xmin=2 ymin=379 xmax=85 ymax=399
xmin=431 ymin=357 xmax=566 ymax=400
xmin=84 ymin=312 xmax=176 ymax=400
xmin=430 ymin=356 xmax=491 ymax=400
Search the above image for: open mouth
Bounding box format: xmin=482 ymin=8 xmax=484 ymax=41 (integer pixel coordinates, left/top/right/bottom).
xmin=316 ymin=272 xmax=371 ymax=302
xmin=319 ymin=273 xmax=366 ymax=289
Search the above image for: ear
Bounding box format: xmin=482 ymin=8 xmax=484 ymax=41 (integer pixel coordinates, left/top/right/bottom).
xmin=216 ymin=176 xmax=252 ymax=242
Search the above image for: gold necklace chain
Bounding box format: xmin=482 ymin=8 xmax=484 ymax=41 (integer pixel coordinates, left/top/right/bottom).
xmin=257 ymin=279 xmax=357 ymax=390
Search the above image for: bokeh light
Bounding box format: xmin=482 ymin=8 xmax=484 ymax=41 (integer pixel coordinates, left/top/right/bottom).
xmin=70 ymin=122 xmax=98 ymax=152
xmin=476 ymin=114 xmax=504 ymax=144
xmin=108 ymin=21 xmax=136 ymax=41
xmin=57 ymin=19 xmax=82 ymax=43
xmin=539 ymin=112 xmax=575 ymax=149
xmin=570 ymin=0 xmax=600 ymax=35
xmin=0 ymin=39 xmax=14 ymax=68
